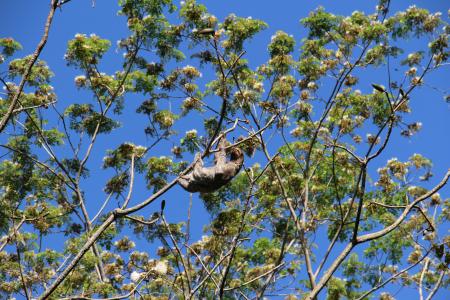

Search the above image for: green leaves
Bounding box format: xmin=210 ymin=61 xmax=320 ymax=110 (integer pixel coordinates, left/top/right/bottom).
xmin=0 ymin=37 xmax=22 ymax=58
xmin=64 ymin=104 xmax=120 ymax=136
xmin=153 ymin=110 xmax=178 ymax=129
xmin=146 ymin=156 xmax=177 ymax=190
xmin=179 ymin=0 xmax=209 ymax=29
xmin=119 ymin=0 xmax=175 ymax=17
xmin=221 ymin=14 xmax=268 ymax=52
xmin=268 ymin=31 xmax=295 ymax=57
xmin=9 ymin=56 xmax=53 ymax=87
xmin=180 ymin=129 xmax=199 ymax=153
xmin=268 ymin=31 xmax=295 ymax=74
xmin=128 ymin=70 xmax=158 ymax=94
xmin=385 ymin=6 xmax=444 ymax=40
xmin=401 ymin=51 xmax=424 ymax=66
xmin=301 ymin=7 xmax=340 ymax=39
xmin=65 ymin=34 xmax=111 ymax=68
xmin=103 ymin=143 xmax=146 ymax=169
xmin=211 ymin=208 xmax=241 ymax=236
xmin=136 ymin=94 xmax=179 ymax=136
xmin=0 ymin=1 xmax=448 ymax=299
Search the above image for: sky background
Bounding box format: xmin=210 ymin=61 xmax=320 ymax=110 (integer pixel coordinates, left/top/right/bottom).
xmin=1 ymin=0 xmax=449 ymax=299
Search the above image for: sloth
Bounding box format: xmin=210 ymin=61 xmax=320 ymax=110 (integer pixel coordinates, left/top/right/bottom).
xmin=178 ymin=136 xmax=244 ymax=193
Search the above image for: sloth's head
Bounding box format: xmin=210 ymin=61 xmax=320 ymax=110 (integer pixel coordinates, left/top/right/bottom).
xmin=229 ymin=147 xmax=244 ymax=164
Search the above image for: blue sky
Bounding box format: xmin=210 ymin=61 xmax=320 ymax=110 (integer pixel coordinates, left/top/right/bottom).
xmin=1 ymin=0 xmax=449 ymax=299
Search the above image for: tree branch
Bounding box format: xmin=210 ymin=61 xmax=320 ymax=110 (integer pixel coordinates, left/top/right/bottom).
xmin=305 ymin=169 xmax=450 ymax=300
xmin=0 ymin=0 xmax=59 ymax=133
xmin=355 ymin=248 xmax=431 ymax=300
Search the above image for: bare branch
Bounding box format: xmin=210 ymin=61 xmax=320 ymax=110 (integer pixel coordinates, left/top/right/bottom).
xmin=190 ymin=247 xmax=235 ymax=297
xmin=357 ymin=169 xmax=450 ymax=243
xmin=368 ymin=201 xmax=436 ymax=232
xmin=425 ymin=269 xmax=446 ymax=300
xmin=306 ymin=169 xmax=450 ymax=300
xmin=419 ymin=258 xmax=430 ymax=300
xmin=121 ymin=154 xmax=136 ymax=209
xmin=161 ymin=215 xmax=192 ymax=295
xmin=224 ymin=263 xmax=284 ymax=292
xmin=0 ymin=217 xmax=25 ymax=251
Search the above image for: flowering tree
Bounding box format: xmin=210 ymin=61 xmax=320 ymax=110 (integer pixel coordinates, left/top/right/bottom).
xmin=0 ymin=0 xmax=449 ymax=299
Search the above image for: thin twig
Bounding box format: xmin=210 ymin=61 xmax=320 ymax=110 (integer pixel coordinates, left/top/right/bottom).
xmin=161 ymin=215 xmax=192 ymax=296
xmin=355 ymin=248 xmax=431 ymax=300
xmin=224 ymin=263 xmax=284 ymax=291
xmin=419 ymin=258 xmax=430 ymax=300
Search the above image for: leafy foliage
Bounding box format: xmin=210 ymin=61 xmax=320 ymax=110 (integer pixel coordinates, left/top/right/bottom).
xmin=0 ymin=1 xmax=448 ymax=299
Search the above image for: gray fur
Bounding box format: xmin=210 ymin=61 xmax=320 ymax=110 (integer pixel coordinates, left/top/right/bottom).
xmin=178 ymin=137 xmax=244 ymax=193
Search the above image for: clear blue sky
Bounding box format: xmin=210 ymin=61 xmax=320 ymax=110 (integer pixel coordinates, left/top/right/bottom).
xmin=1 ymin=0 xmax=449 ymax=299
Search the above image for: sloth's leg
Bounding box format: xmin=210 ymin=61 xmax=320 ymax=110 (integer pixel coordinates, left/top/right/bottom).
xmin=177 ymin=176 xmax=191 ymax=190
xmin=213 ymin=136 xmax=227 ymax=177
xmin=192 ymin=152 xmax=216 ymax=183
xmin=178 ymin=154 xmax=207 ymax=192
xmin=192 ymin=152 xmax=211 ymax=181
xmin=214 ymin=136 xmax=227 ymax=165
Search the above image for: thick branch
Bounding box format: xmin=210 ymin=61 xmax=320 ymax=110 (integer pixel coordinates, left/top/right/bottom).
xmin=38 ymin=102 xmax=231 ymax=298
xmin=357 ymin=169 xmax=449 ymax=244
xmin=305 ymin=169 xmax=450 ymax=300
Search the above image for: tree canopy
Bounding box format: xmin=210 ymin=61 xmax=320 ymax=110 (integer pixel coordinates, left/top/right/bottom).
xmin=0 ymin=0 xmax=449 ymax=299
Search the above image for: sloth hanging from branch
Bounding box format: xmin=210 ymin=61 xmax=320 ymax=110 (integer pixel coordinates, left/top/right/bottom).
xmin=178 ymin=135 xmax=244 ymax=193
